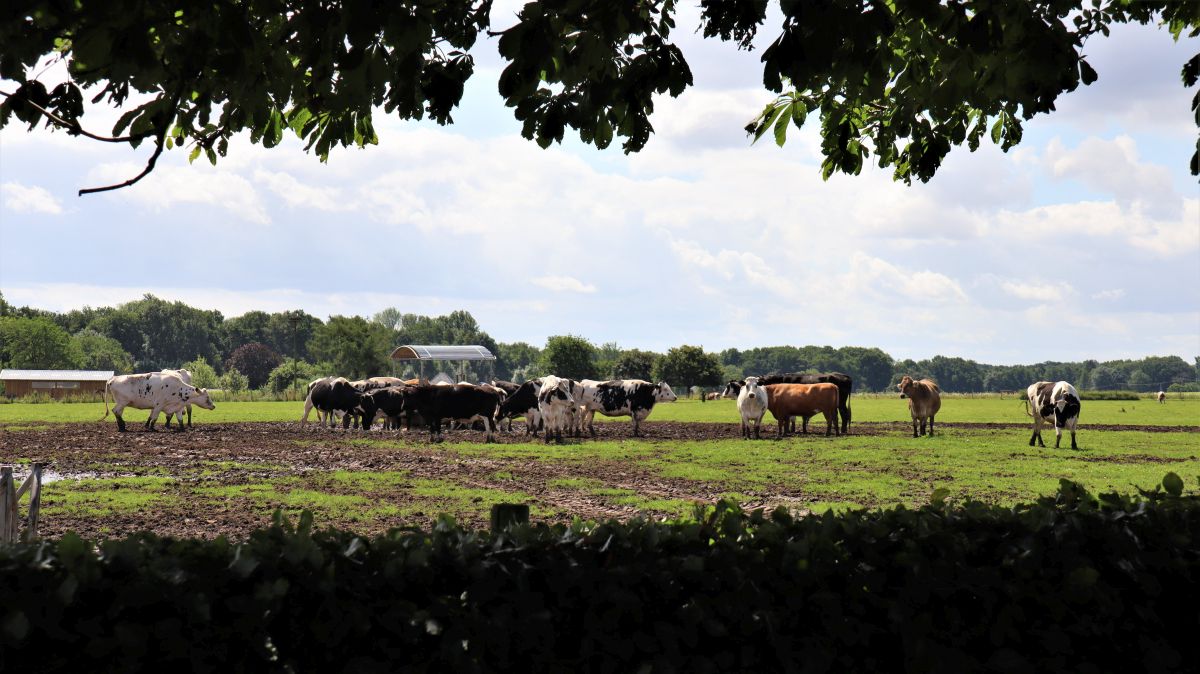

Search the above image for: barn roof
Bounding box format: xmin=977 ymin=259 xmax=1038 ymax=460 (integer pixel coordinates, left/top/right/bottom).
xmin=389 ymin=345 xmax=496 ymax=361
xmin=0 ymin=369 xmax=114 ymax=381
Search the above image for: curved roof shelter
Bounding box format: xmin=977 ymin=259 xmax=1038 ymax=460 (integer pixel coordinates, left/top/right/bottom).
xmin=389 ymin=345 xmax=496 ymax=361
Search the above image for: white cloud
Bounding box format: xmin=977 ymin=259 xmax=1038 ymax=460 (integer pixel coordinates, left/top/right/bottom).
xmin=253 ymin=169 xmax=347 ymax=211
xmin=845 ymin=253 xmax=969 ymax=305
xmin=530 ymin=276 xmax=597 ymax=293
xmin=84 ymin=162 xmax=270 ymax=224
xmin=1 ymin=182 xmax=63 ymax=215
xmin=1043 ymin=135 xmax=1181 ymax=218
xmin=1092 ymin=289 xmax=1126 ymax=301
xmin=1001 ymin=280 xmax=1075 ymax=303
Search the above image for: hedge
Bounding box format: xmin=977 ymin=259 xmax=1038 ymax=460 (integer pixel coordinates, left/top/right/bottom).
xmin=2 ymin=475 xmax=1198 ymax=673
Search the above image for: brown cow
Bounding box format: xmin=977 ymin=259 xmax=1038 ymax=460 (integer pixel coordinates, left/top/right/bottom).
xmin=763 ymin=383 xmax=840 ymax=438
xmin=897 ymin=376 xmax=941 ymax=437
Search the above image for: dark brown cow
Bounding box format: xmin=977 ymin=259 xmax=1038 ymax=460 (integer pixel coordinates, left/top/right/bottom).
xmin=897 ymin=376 xmax=941 ymax=437
xmin=763 ymin=383 xmax=840 ymax=438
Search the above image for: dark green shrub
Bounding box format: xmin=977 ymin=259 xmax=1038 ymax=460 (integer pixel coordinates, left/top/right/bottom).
xmin=2 ymin=476 xmax=1198 ymax=672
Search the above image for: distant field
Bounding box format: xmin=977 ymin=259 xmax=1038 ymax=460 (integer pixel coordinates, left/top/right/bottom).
xmin=1 ymin=397 xmax=1196 ymax=427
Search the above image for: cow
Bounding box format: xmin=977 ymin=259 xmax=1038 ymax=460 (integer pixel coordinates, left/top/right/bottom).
xmin=102 ymin=372 xmax=215 ymax=432
xmin=897 ymin=376 xmax=941 ymax=438
xmin=1026 ymin=381 xmax=1081 ymax=449
xmin=538 ymin=375 xmax=578 ymax=443
xmin=1158 ymin=390 xmax=1167 ymax=404
xmin=308 ymin=377 xmax=375 ymax=429
xmin=723 ymin=372 xmax=853 ymax=433
xmin=577 ymin=379 xmax=678 ymax=437
xmin=300 ymin=376 xmax=339 ymax=426
xmin=363 ymin=384 xmax=500 ymax=442
xmin=736 ymin=376 xmax=769 ymax=439
xmin=498 ymin=379 xmax=543 ymax=435
xmin=160 ymin=368 xmax=194 ymax=428
xmin=763 ymin=383 xmax=840 ymax=438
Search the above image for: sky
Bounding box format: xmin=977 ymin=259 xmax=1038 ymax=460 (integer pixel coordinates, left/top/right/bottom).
xmin=1 ymin=5 xmax=1198 ymax=366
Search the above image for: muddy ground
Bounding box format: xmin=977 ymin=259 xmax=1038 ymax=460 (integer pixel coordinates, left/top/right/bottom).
xmin=2 ymin=420 xmax=1194 ymax=541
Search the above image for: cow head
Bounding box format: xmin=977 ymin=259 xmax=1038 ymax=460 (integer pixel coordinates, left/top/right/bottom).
xmin=655 ymin=382 xmax=678 ymax=402
xmin=742 ymin=377 xmax=760 ymax=395
xmin=722 ymin=380 xmax=743 ymax=399
xmin=897 ymin=376 xmax=915 ymax=399
xmin=190 ymin=388 xmax=216 ymax=410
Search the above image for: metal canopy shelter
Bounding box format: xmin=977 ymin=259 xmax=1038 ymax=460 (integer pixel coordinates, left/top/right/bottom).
xmin=389 ymin=345 xmax=496 ymax=382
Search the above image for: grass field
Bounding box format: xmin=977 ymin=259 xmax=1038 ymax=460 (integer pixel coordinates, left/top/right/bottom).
xmin=2 ymin=397 xmax=1197 ymax=538
xmin=1 ymin=396 xmax=1197 ymax=426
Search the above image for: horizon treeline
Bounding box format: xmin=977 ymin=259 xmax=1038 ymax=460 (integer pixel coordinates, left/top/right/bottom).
xmin=0 ymin=293 xmax=1196 ymax=393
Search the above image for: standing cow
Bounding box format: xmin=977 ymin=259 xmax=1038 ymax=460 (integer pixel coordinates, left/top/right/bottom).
xmin=897 ymin=376 xmax=941 ymax=437
xmin=1026 ymin=381 xmax=1081 ymax=449
xmin=736 ymin=376 xmax=769 ymax=439
xmin=763 ymin=383 xmax=840 ymax=438
xmin=1158 ymin=390 xmax=1167 ymax=404
xmin=363 ymin=384 xmax=500 ymax=442
xmin=103 ymin=372 xmax=215 ymax=432
xmin=498 ymin=379 xmax=543 ymax=435
xmin=578 ymin=379 xmax=678 ymax=437
xmin=723 ymin=372 xmax=853 ymax=433
xmin=160 ymin=368 xmax=194 ymax=428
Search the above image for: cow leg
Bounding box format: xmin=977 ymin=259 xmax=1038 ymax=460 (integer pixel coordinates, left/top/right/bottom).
xmin=1054 ymin=427 xmax=1062 ymax=448
xmin=484 ymin=416 xmax=494 ymax=443
xmin=1070 ymin=428 xmax=1078 ymax=450
xmin=164 ymin=414 xmax=173 ymax=429
xmin=928 ymin=416 xmax=934 ymax=437
xmin=187 ymin=405 xmax=192 ymax=427
xmin=115 ymin=413 xmax=127 ymax=432
xmin=841 ymin=402 xmax=851 ymax=434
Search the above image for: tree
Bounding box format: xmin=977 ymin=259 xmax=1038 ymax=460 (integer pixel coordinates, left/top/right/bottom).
xmin=225 ymin=342 xmax=283 ymax=389
xmin=221 ymin=311 xmax=272 ymax=358
xmin=308 ymin=316 xmax=391 ymax=380
xmin=220 ymin=367 xmax=249 ymax=393
xmin=71 ymin=329 xmax=134 ymax=373
xmin=0 ymin=316 xmax=76 ymax=369
xmin=88 ymin=294 xmax=224 ymax=371
xmin=265 ymin=358 xmax=327 ymax=394
xmin=539 ymin=335 xmax=597 ymax=380
xmin=496 ymin=342 xmax=541 ymax=381
xmin=921 ymin=356 xmax=984 ymax=393
xmin=3 ymin=2 xmax=1194 ymax=197
xmin=593 ymin=341 xmax=623 ymax=380
xmin=653 ymin=345 xmax=723 ymax=389
xmin=1088 ymin=365 xmax=1122 ymax=391
xmin=612 ymin=349 xmax=660 ymax=381
xmin=181 ymin=356 xmax=219 ymax=389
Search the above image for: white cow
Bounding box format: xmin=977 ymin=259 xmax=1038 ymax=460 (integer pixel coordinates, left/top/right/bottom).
xmin=160 ymin=368 xmax=194 ymax=428
xmin=103 ymin=372 xmax=215 ymax=432
xmin=737 ymin=376 xmax=769 ymax=440
xmin=1026 ymin=380 xmax=1082 ymax=449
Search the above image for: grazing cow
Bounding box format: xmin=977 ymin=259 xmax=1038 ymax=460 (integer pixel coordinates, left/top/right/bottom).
xmin=160 ymin=368 xmax=194 ymax=428
xmin=538 ymin=376 xmax=579 ymax=443
xmin=103 ymin=372 xmax=215 ymax=432
xmin=363 ymin=384 xmax=500 ymax=442
xmin=578 ymin=379 xmax=678 ymax=437
xmin=724 ymin=372 xmax=853 ymax=433
xmin=309 ymin=377 xmax=375 ymax=429
xmin=498 ymin=379 xmax=543 ymax=435
xmin=1026 ymin=381 xmax=1081 ymax=449
xmin=737 ymin=376 xmax=769 ymax=439
xmin=1158 ymin=390 xmax=1167 ymax=404
xmin=763 ymin=383 xmax=840 ymax=438
xmin=897 ymin=376 xmax=941 ymax=437
xmin=301 ymin=376 xmax=339 ymax=426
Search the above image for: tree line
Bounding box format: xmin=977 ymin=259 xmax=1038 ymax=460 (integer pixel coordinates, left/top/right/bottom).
xmin=0 ymin=293 xmax=1195 ymax=394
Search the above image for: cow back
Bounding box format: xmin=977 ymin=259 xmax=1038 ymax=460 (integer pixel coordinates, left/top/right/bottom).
xmin=763 ymin=383 xmax=839 ymax=416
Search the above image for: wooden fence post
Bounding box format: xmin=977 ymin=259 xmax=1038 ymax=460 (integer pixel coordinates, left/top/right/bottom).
xmin=0 ymin=464 xmax=44 ymax=544
xmin=490 ymin=503 xmax=529 ymax=533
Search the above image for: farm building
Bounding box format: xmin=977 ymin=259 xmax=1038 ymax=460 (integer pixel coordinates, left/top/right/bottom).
xmin=0 ymin=369 xmax=114 ymax=399
xmin=390 ymin=345 xmax=496 ymax=382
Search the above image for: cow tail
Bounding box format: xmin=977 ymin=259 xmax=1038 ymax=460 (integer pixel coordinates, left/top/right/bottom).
xmin=101 ymin=379 xmax=112 ymax=420
xmin=1022 ymin=398 xmax=1033 ymax=418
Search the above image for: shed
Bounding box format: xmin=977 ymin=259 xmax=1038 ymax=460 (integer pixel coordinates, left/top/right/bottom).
xmin=1 ymin=369 xmax=114 ymax=399
xmin=389 ymin=345 xmax=496 ymax=382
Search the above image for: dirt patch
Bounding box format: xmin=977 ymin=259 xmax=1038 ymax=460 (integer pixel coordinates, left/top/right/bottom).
xmin=1 ymin=420 xmax=1194 ymax=540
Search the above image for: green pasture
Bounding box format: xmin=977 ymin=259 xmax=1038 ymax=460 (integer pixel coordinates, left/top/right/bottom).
xmin=1 ymin=396 xmax=1196 ymax=426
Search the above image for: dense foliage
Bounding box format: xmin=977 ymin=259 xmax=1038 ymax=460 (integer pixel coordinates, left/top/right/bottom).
xmin=1 ymin=475 xmax=1197 ymax=671
xmin=1 ymin=292 xmax=1195 ymax=392
xmin=1 ymin=1 xmax=1195 ymax=195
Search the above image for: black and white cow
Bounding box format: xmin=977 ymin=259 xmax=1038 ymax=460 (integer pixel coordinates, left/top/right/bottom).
xmin=498 ymin=379 xmax=543 ymax=435
xmin=537 ymin=376 xmax=579 ymax=444
xmin=1026 ymin=380 xmax=1082 ymax=449
xmin=103 ymin=372 xmax=215 ymax=432
xmin=578 ymin=379 xmax=678 ymax=437
xmin=308 ymin=377 xmax=375 ymax=429
xmin=300 ymin=376 xmax=339 ymax=426
xmin=362 ymin=384 xmax=500 ymax=442
xmin=723 ymin=372 xmax=853 ymax=433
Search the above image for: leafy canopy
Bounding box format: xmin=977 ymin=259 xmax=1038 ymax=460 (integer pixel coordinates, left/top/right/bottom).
xmin=1 ymin=0 xmax=1195 ymax=194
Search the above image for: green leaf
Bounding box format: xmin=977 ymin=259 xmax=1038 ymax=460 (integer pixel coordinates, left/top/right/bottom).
xmin=1162 ymin=472 xmax=1183 ymax=497
xmin=188 ymin=145 xmax=201 ymax=164
xmin=990 ymin=114 xmax=1004 ymax=145
xmin=773 ymin=102 xmax=791 ymax=146
xmin=1079 ymin=60 xmax=1098 ymax=85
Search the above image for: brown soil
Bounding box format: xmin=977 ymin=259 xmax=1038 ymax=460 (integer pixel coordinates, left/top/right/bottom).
xmin=2 ymin=420 xmax=1194 ymax=541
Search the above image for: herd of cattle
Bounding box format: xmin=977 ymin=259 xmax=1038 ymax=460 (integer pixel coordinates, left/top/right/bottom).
xmin=98 ymin=368 xmax=1085 ymax=448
